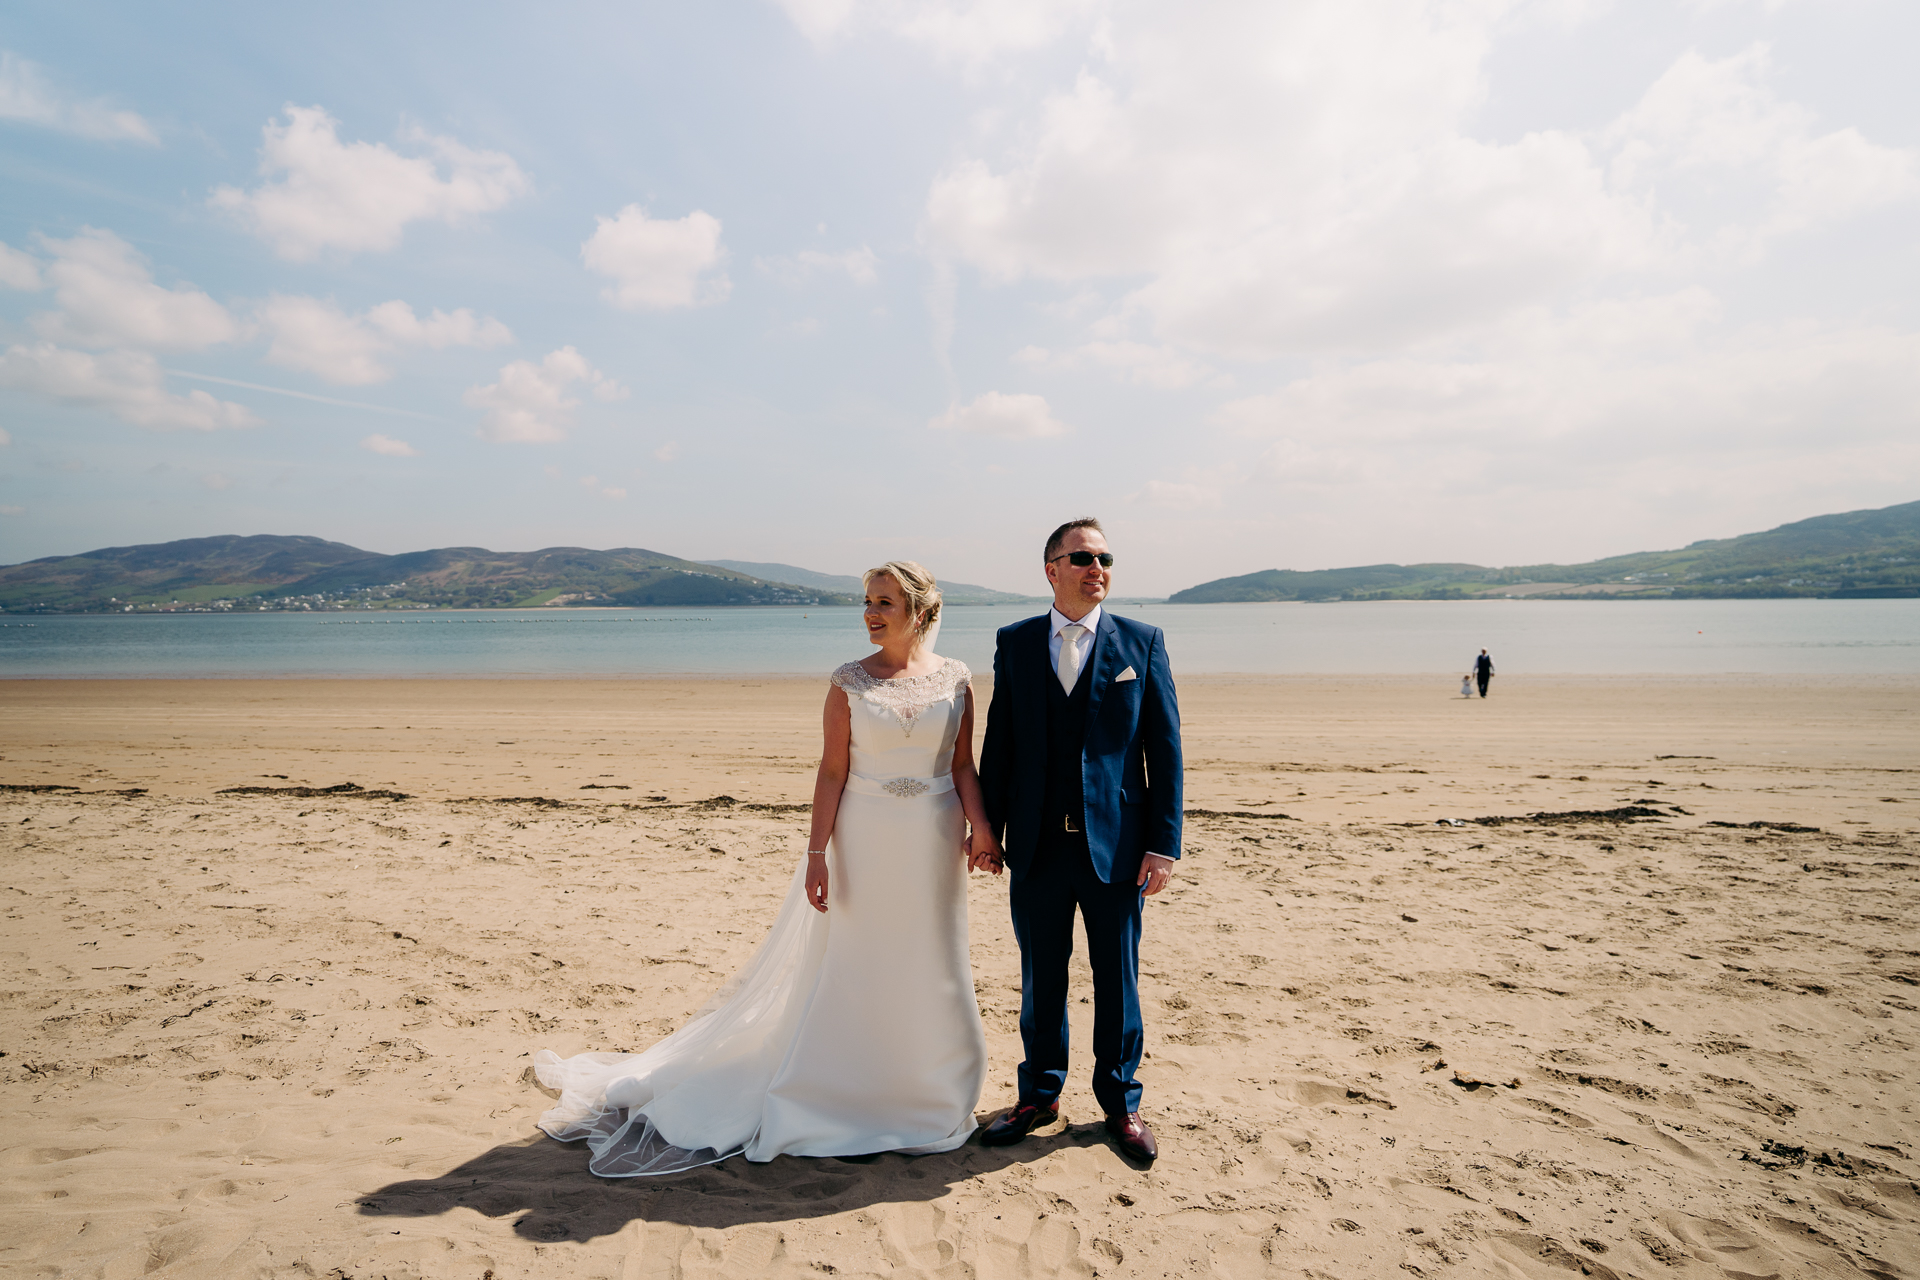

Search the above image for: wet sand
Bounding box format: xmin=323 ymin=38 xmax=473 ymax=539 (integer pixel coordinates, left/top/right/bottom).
xmin=2 ymin=675 xmax=1916 ymax=1278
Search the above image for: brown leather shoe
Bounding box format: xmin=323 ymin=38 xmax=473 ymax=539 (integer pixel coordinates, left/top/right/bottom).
xmin=980 ymin=1101 xmax=1059 ymax=1146
xmin=1105 ymin=1112 xmax=1157 ymax=1163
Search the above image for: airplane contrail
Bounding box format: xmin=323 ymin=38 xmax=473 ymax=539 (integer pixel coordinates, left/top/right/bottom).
xmin=163 ymin=370 xmax=451 ymax=423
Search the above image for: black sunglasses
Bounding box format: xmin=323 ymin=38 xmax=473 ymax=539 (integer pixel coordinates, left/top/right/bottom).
xmin=1048 ymin=551 xmax=1114 ymax=568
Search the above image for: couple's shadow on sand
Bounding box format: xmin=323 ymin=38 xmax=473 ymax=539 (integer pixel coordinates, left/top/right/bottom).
xmin=358 ymin=1110 xmax=1113 ymax=1243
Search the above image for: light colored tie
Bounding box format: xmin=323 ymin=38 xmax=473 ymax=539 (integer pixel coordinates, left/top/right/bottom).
xmin=1057 ymin=622 xmax=1087 ymax=694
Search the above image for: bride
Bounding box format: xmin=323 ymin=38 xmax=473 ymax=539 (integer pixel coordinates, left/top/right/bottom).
xmin=533 ymin=561 xmax=997 ymax=1175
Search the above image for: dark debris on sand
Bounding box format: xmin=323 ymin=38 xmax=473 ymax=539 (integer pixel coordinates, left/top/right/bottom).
xmin=1471 ymin=805 xmax=1673 ymax=826
xmin=216 ymin=782 xmax=411 ymax=801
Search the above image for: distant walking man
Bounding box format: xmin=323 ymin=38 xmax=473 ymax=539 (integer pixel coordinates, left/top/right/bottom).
xmin=1473 ymin=649 xmax=1495 ymax=699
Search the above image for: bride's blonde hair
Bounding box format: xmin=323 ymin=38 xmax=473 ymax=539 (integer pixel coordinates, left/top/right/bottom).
xmin=863 ymin=560 xmax=942 ymax=637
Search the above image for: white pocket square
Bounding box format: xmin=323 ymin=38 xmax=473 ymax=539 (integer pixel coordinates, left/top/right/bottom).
xmin=1115 ymin=666 xmax=1138 ymax=682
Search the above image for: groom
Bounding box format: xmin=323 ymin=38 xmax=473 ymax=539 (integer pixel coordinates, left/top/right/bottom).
xmin=974 ymin=517 xmax=1183 ymax=1164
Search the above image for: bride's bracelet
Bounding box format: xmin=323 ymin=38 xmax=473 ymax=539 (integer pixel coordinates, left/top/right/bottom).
xmin=806 ymin=848 xmax=827 ymax=857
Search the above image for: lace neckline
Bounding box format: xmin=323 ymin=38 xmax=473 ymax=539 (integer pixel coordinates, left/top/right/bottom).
xmin=854 ymin=655 xmax=955 ymax=684
xmin=832 ymin=657 xmax=969 ymax=736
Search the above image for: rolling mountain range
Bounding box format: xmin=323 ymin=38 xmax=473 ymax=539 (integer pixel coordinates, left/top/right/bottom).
xmin=0 ymin=536 xmax=856 ymax=612
xmin=3 ymin=498 xmax=1914 ymax=612
xmin=698 ymin=560 xmax=1037 ymax=605
xmin=1170 ymin=499 xmax=1920 ymax=602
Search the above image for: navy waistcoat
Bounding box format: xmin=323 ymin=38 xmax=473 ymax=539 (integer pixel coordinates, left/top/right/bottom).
xmin=1042 ymin=651 xmax=1093 ymax=831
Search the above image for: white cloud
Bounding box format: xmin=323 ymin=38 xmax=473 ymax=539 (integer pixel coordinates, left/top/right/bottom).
xmin=850 ymin=2 xmax=1920 ymax=572
xmin=654 ymin=441 xmax=680 ymax=462
xmin=0 ymin=240 xmax=42 ymax=290
xmin=1214 ymin=291 xmax=1920 ymax=510
xmin=772 ymin=0 xmax=1096 ymax=61
xmin=0 ymin=51 xmax=157 ymax=143
xmin=921 ymin=7 xmax=1915 ymax=361
xmin=201 ymin=472 xmax=234 ymax=491
xmin=891 ymin=0 xmax=1096 ymax=61
xmin=259 ymin=296 xmax=387 ymax=386
xmin=0 ymin=343 xmax=259 ymax=431
xmin=258 ymin=295 xmax=512 ymax=385
xmin=1015 ymin=340 xmax=1212 ymax=389
xmin=0 ymin=504 xmax=21 ymax=515
xmin=465 ymin=347 xmax=626 ymax=443
xmin=1607 ymin=45 xmax=1919 ymax=258
xmin=579 ymin=475 xmax=627 ymax=500
xmin=0 ymin=428 xmax=11 ymax=447
xmin=772 ymin=0 xmax=859 ymax=43
xmin=210 ymin=105 xmax=530 ymax=260
xmin=1131 ymin=480 xmax=1222 ymax=510
xmin=758 ymin=246 xmax=880 ymax=286
xmin=582 ymin=205 xmax=730 ymax=309
xmin=928 ymin=390 xmax=1068 ymax=438
xmin=31 ymin=228 xmax=236 ymax=352
xmin=362 ymin=299 xmax=512 ymax=349
xmin=361 ymin=433 xmax=420 ymax=457
xmin=924 ymin=5 xmax=1657 ymax=357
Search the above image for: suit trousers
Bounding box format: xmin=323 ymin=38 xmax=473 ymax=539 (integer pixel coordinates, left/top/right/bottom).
xmin=1010 ymin=829 xmax=1145 ymax=1116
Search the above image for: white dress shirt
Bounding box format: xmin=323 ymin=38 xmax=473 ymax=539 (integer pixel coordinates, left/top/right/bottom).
xmin=1048 ymin=603 xmax=1103 ymax=678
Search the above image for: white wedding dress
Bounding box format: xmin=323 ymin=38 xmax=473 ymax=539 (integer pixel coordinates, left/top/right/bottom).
xmin=533 ymin=656 xmax=988 ymax=1176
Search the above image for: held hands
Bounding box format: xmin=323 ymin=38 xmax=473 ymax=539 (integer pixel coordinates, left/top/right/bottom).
xmin=959 ymin=832 xmax=1165 ymax=888
xmin=966 ymin=827 xmax=1004 ymax=876
xmin=805 ymin=851 xmax=829 ymax=913
xmin=1137 ymin=852 xmax=1176 ymax=896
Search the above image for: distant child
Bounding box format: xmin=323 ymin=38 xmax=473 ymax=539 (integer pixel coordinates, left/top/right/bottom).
xmin=1460 ymin=673 xmax=1473 ymax=698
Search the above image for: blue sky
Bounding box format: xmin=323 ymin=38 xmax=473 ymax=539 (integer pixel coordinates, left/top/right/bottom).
xmin=1 ymin=0 xmax=1915 ymax=596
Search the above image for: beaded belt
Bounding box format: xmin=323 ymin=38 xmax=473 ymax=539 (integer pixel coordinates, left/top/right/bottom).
xmin=843 ymin=772 xmax=956 ymax=800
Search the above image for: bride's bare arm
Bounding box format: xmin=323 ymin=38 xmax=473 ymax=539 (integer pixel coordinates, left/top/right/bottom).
xmin=805 ymin=685 xmax=853 ymax=911
xmin=952 ymin=685 xmax=1001 ymax=873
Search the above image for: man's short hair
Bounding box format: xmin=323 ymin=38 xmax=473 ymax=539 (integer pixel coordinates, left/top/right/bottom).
xmin=1044 ymin=517 xmax=1104 ymax=563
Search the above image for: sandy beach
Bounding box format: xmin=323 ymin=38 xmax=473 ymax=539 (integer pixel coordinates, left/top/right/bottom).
xmin=3 ymin=674 xmax=1917 ymax=1278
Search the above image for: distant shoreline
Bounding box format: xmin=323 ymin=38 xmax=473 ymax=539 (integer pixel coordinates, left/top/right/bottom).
xmin=13 ymin=590 xmax=1920 ymax=616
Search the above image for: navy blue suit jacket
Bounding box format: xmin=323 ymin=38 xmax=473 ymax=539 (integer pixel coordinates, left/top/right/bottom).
xmin=979 ymin=611 xmax=1183 ymax=883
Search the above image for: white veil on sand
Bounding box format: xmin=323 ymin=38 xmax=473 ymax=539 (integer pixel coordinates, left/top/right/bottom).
xmin=533 ymin=861 xmax=828 ymax=1176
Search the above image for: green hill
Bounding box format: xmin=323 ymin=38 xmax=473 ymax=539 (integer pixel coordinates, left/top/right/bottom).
xmin=0 ymin=536 xmax=855 ymax=612
xmin=699 ymin=559 xmax=1037 ymax=604
xmin=0 ymin=535 xmax=372 ymax=611
xmin=1169 ymin=500 xmax=1920 ymax=602
xmin=1169 ymin=563 xmax=1487 ymax=603
xmin=279 ymin=545 xmax=848 ymax=609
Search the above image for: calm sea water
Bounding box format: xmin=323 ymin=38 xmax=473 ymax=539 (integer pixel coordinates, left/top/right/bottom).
xmin=0 ymin=600 xmax=1914 ymax=677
